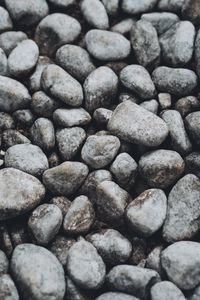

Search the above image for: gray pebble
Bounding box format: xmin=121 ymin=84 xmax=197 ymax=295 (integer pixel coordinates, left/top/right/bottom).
xmin=0 ymin=48 xmax=7 ymax=76
xmin=175 ymin=96 xmax=200 ymax=118
xmin=31 ymin=118 xmax=55 ymax=151
xmin=67 ymin=240 xmax=106 ymax=289
xmin=43 ymin=161 xmax=89 ymax=196
xmin=158 ymin=93 xmax=171 ymax=109
xmin=48 ymin=0 xmax=75 ymax=8
xmin=131 ymin=20 xmax=160 ymax=69
xmin=50 ymin=196 xmax=71 ymax=216
xmin=185 ymin=111 xmax=200 ymax=146
xmin=161 ymin=241 xmax=200 ymax=290
xmin=146 ymin=246 xmax=163 ymax=276
xmin=81 ymin=0 xmax=109 ymax=29
xmin=93 ymin=108 xmax=113 ymax=127
xmin=120 ymin=65 xmax=156 ymax=99
xmin=0 ymin=274 xmax=19 ymax=300
xmin=96 ymin=292 xmax=139 ymax=300
xmin=102 ymin=0 xmax=119 ymax=16
xmin=159 ymin=21 xmax=195 ymax=66
xmin=182 ymin=0 xmax=200 ymax=26
xmin=0 ymin=7 xmax=12 ymax=34
xmin=81 ymin=135 xmax=120 ymax=169
xmin=84 ymin=66 xmax=118 ymax=113
xmin=2 ymin=129 xmax=30 ymax=149
xmin=0 ymin=112 xmax=15 ymax=131
xmin=158 ymin=0 xmax=185 ymax=12
xmin=122 ymin=0 xmax=157 ymax=14
xmin=85 ymin=29 xmax=131 ymax=61
xmin=111 ymin=18 xmax=135 ymax=35
xmin=108 ymin=101 xmax=168 ymax=147
xmin=0 ymin=75 xmax=31 ymax=112
xmin=139 ymin=149 xmax=185 ymax=188
xmin=185 ymin=152 xmax=200 ymax=178
xmin=11 ymin=244 xmax=65 ymax=300
xmin=12 ymin=109 xmax=35 ymax=127
xmin=5 ymin=144 xmax=48 ymax=176
xmin=41 ymin=64 xmax=83 ymax=107
xmin=0 ymin=168 xmax=45 ymax=220
xmin=150 ymin=281 xmax=187 ymax=300
xmin=35 ymin=13 xmax=81 ymax=56
xmin=140 ymin=99 xmax=158 ymax=114
xmin=152 ymin=67 xmax=198 ymax=96
xmin=49 ymin=235 xmax=75 ymax=266
xmin=56 ymin=45 xmax=95 ymax=82
xmin=53 ymin=108 xmax=91 ymax=127
xmin=0 ymin=31 xmax=28 ymax=56
xmin=0 ymin=251 xmax=8 ymax=275
xmin=65 ymin=275 xmax=91 ymax=300
xmin=31 ymin=91 xmax=60 ymax=118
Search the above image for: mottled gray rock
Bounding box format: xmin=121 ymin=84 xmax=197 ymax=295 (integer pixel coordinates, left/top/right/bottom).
xmin=49 ymin=235 xmax=75 ymax=266
xmin=186 ymin=152 xmax=200 ymax=178
xmin=122 ymin=0 xmax=158 ymax=14
xmin=159 ymin=21 xmax=195 ymax=66
xmin=11 ymin=244 xmax=65 ymax=300
xmin=111 ymin=18 xmax=135 ymax=35
xmin=85 ymin=30 xmax=131 ymax=61
xmin=175 ymin=96 xmax=200 ymax=117
xmin=0 ymin=7 xmax=12 ymax=33
xmin=93 ymin=108 xmax=113 ymax=127
xmin=0 ymin=75 xmax=31 ymax=112
xmin=31 ymin=118 xmax=55 ymax=151
xmin=56 ymin=45 xmax=95 ymax=82
xmin=140 ymin=99 xmax=158 ymax=114
xmin=48 ymin=0 xmax=75 ymax=8
xmin=108 ymin=101 xmax=168 ymax=147
xmin=106 ymin=265 xmax=160 ymax=299
xmin=161 ymin=241 xmax=200 ymax=290
xmin=0 ymin=48 xmax=7 ymax=76
xmin=131 ymin=20 xmax=160 ymax=69
xmin=120 ymin=65 xmax=156 ymax=99
xmin=84 ymin=66 xmax=118 ymax=113
xmin=0 ymin=251 xmax=8 ymax=275
xmin=13 ymin=109 xmax=35 ymax=127
xmin=182 ymin=0 xmax=200 ymax=26
xmin=2 ymin=129 xmax=30 ymax=149
xmin=102 ymin=0 xmax=119 ymax=16
xmin=139 ymin=149 xmax=185 ymax=188
xmin=81 ymin=135 xmax=120 ymax=169
xmin=81 ymin=0 xmax=109 ymax=29
xmin=53 ymin=108 xmax=91 ymax=127
xmin=185 ymin=112 xmax=200 ymax=146
xmin=96 ymin=292 xmax=139 ymax=300
xmin=146 ymin=246 xmax=163 ymax=276
xmin=152 ymin=67 xmax=198 ymax=96
xmin=0 ymin=168 xmax=45 ymax=220
xmin=0 ymin=31 xmax=28 ymax=56
xmin=43 ymin=161 xmax=89 ymax=196
xmin=35 ymin=13 xmax=81 ymax=56
xmin=41 ymin=64 xmax=83 ymax=107
xmin=50 ymin=196 xmax=71 ymax=216
xmin=150 ymin=281 xmax=186 ymax=300
xmin=158 ymin=93 xmax=171 ymax=109
xmin=31 ymin=91 xmax=60 ymax=118
xmin=0 ymin=274 xmax=19 ymax=300
xmin=67 ymin=240 xmax=106 ymax=289
xmin=0 ymin=112 xmax=14 ymax=131
xmin=158 ymin=0 xmax=185 ymax=12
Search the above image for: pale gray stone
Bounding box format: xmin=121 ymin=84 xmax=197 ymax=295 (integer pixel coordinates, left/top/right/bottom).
xmin=111 ymin=18 xmax=135 ymax=35
xmin=122 ymin=0 xmax=158 ymax=14
xmin=48 ymin=0 xmax=75 ymax=8
xmin=0 ymin=31 xmax=27 ymax=56
xmin=140 ymin=99 xmax=158 ymax=114
xmin=150 ymin=281 xmax=186 ymax=300
xmin=102 ymin=0 xmax=119 ymax=16
xmin=31 ymin=91 xmax=60 ymax=118
xmin=81 ymin=0 xmax=109 ymax=29
xmin=0 ymin=7 xmax=12 ymax=33
xmin=53 ymin=108 xmax=91 ymax=127
xmin=96 ymin=292 xmax=139 ymax=300
xmin=0 ymin=112 xmax=14 ymax=131
xmin=158 ymin=0 xmax=185 ymax=12
xmin=146 ymin=246 xmax=163 ymax=276
xmin=0 ymin=274 xmax=19 ymax=300
xmin=158 ymin=93 xmax=171 ymax=109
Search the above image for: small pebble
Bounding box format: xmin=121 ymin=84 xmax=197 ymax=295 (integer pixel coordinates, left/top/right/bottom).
xmin=12 ymin=109 xmax=35 ymax=127
xmin=146 ymin=246 xmax=163 ymax=276
xmin=150 ymin=281 xmax=187 ymax=300
xmin=53 ymin=107 xmax=91 ymax=127
xmin=182 ymin=0 xmax=200 ymax=26
xmin=31 ymin=118 xmax=55 ymax=151
xmin=93 ymin=108 xmax=113 ymax=127
xmin=140 ymin=99 xmax=158 ymax=114
xmin=96 ymin=292 xmax=139 ymax=300
xmin=158 ymin=93 xmax=172 ymax=109
xmin=185 ymin=152 xmax=200 ymax=178
xmin=111 ymin=18 xmax=135 ymax=35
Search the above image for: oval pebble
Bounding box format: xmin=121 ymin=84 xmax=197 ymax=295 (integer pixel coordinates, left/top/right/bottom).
xmin=81 ymin=0 xmax=109 ymax=29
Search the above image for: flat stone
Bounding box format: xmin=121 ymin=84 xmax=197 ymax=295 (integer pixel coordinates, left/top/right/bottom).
xmin=81 ymin=0 xmax=109 ymax=29
xmin=150 ymin=281 xmax=186 ymax=300
xmin=122 ymin=0 xmax=158 ymax=14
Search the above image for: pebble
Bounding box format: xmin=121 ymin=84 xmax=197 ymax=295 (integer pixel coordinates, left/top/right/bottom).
xmin=53 ymin=108 xmax=91 ymax=127
xmin=81 ymin=0 xmax=109 ymax=29
xmin=81 ymin=135 xmax=120 ymax=169
xmin=0 ymin=274 xmax=19 ymax=300
xmin=131 ymin=20 xmax=160 ymax=69
xmin=0 ymin=31 xmax=27 ymax=56
xmin=31 ymin=91 xmax=60 ymax=118
xmin=42 ymin=161 xmax=89 ymax=196
xmin=146 ymin=246 xmax=163 ymax=276
xmin=50 ymin=196 xmax=71 ymax=216
xmin=175 ymin=96 xmax=200 ymax=118
xmin=31 ymin=118 xmax=55 ymax=151
xmin=4 ymin=144 xmax=48 ymax=176
xmin=102 ymin=0 xmax=119 ymax=16
xmin=182 ymin=0 xmax=200 ymax=26
xmin=0 ymin=250 xmax=8 ymax=275
xmin=0 ymin=7 xmax=12 ymax=34
xmin=63 ymin=195 xmax=95 ymax=235
xmin=140 ymin=99 xmax=158 ymax=114
xmin=2 ymin=129 xmax=31 ymax=149
xmin=0 ymin=168 xmax=45 ymax=220
xmin=13 ymin=109 xmax=35 ymax=127
xmin=35 ymin=13 xmax=81 ymax=56
xmin=161 ymin=241 xmax=200 ymax=290
xmin=85 ymin=30 xmax=131 ymax=61
xmin=28 ymin=204 xmax=63 ymax=245
xmin=66 ymin=240 xmax=106 ymax=289
xmin=106 ymin=265 xmax=160 ymax=299
xmin=158 ymin=0 xmax=185 ymax=12
xmin=152 ymin=67 xmax=198 ymax=96
xmin=0 ymin=75 xmax=31 ymax=112
xmin=158 ymin=93 xmax=172 ymax=109
xmin=0 ymin=48 xmax=7 ymax=76
xmin=185 ymin=152 xmax=200 ymax=178
xmin=41 ymin=64 xmax=83 ymax=107
xmin=120 ymin=65 xmax=156 ymax=99
xmin=93 ymin=108 xmax=113 ymax=127
xmin=185 ymin=112 xmax=200 ymax=146
xmin=121 ymin=0 xmax=158 ymax=15
xmin=150 ymin=281 xmax=187 ymax=300
xmin=108 ymin=101 xmax=168 ymax=147
xmin=56 ymin=44 xmax=95 ymax=82
xmin=0 ymin=112 xmax=15 ymax=131
xmin=96 ymin=292 xmax=139 ymax=300
xmin=11 ymin=244 xmax=65 ymax=300
xmin=111 ymin=18 xmax=135 ymax=35
xmin=159 ymin=21 xmax=195 ymax=66
xmin=84 ymin=66 xmax=118 ymax=112
xmin=48 ymin=0 xmax=75 ymax=8
xmin=139 ymin=149 xmax=185 ymax=188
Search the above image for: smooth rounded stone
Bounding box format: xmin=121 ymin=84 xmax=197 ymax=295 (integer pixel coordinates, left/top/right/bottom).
xmin=158 ymin=93 xmax=171 ymax=109
xmin=63 ymin=195 xmax=95 ymax=235
xmin=110 ymin=152 xmax=138 ymax=189
xmin=85 ymin=30 xmax=131 ymax=61
xmin=152 ymin=67 xmax=198 ymax=96
xmin=161 ymin=241 xmax=200 ymax=290
xmin=0 ymin=112 xmax=15 ymax=131
xmin=106 ymin=265 xmax=160 ymax=299
xmin=190 ymin=286 xmax=200 ymax=300
xmin=84 ymin=66 xmax=118 ymax=113
xmin=141 ymin=12 xmax=179 ymax=35
xmin=93 ymin=108 xmax=113 ymax=127
xmin=56 ymin=45 xmax=95 ymax=82
xmin=50 ymin=196 xmax=71 ymax=216
xmin=0 ymin=31 xmax=28 ymax=56
xmin=56 ymin=127 xmax=86 ymax=160
xmin=120 ymin=65 xmax=156 ymax=99
xmin=81 ymin=135 xmax=120 ymax=169
xmin=150 ymin=281 xmax=187 ymax=300
xmin=102 ymin=0 xmax=119 ymax=16
xmin=108 ymin=101 xmax=168 ymax=147
xmin=48 ymin=0 xmax=75 ymax=8
xmin=0 ymin=168 xmax=45 ymax=220
xmin=0 ymin=75 xmax=31 ymax=113
xmin=12 ymin=109 xmax=35 ymax=127
xmin=53 ymin=108 xmax=91 ymax=127
xmin=158 ymin=0 xmax=185 ymax=12
xmin=139 ymin=149 xmax=185 ymax=188
xmin=122 ymin=0 xmax=157 ymax=14
xmin=186 ymin=152 xmax=200 ymax=178
xmin=126 ymin=189 xmax=167 ymax=237
xmin=163 ymin=174 xmax=200 ymax=242
xmin=41 ymin=64 xmax=83 ymax=107
xmin=0 ymin=274 xmax=19 ymax=300
xmin=2 ymin=129 xmax=31 ymax=149
xmin=31 ymin=91 xmax=60 ymax=118
xmin=0 ymin=48 xmax=7 ymax=76
xmin=159 ymin=21 xmax=195 ymax=67
xmin=31 ymin=118 xmax=55 ymax=151
xmin=95 ymin=180 xmax=129 ymax=224
xmin=11 ymin=244 xmax=65 ymax=300
xmin=175 ymin=96 xmax=200 ymax=118
xmin=0 ymin=251 xmax=8 ymax=275
xmin=87 ymin=229 xmax=132 ymax=265
xmin=0 ymin=7 xmax=12 ymax=34
xmin=182 ymin=0 xmax=200 ymax=25
xmin=28 ymin=204 xmax=63 ymax=245
xmin=5 ymin=144 xmax=49 ymax=177
xmin=146 ymin=246 xmax=163 ymax=276
xmin=35 ymin=13 xmax=81 ymax=56
xmin=140 ymin=99 xmax=158 ymax=114
xmin=96 ymin=292 xmax=139 ymax=300
xmin=43 ymin=161 xmax=89 ymax=196
xmin=49 ymin=235 xmax=75 ymax=266
xmin=81 ymin=0 xmax=109 ymax=29
xmin=185 ymin=112 xmax=200 ymax=146
xmin=131 ymin=20 xmax=160 ymax=69
xmin=161 ymin=110 xmax=192 ymax=155
xmin=111 ymin=18 xmax=135 ymax=35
